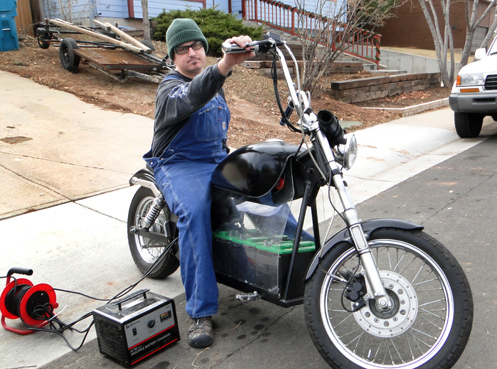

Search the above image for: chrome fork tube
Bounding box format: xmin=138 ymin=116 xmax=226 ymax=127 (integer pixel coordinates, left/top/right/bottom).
xmin=316 ymin=129 xmax=391 ymax=310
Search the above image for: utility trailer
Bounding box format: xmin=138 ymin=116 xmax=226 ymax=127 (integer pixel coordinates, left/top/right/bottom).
xmin=35 ymin=19 xmax=173 ymax=83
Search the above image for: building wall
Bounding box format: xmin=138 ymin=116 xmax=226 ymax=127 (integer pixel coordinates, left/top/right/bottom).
xmin=131 ymin=0 xmax=204 ymax=19
xmin=42 ymin=0 xmax=97 ymax=23
xmin=96 ymin=0 xmax=128 ymax=18
xmin=376 ymin=0 xmax=495 ymax=50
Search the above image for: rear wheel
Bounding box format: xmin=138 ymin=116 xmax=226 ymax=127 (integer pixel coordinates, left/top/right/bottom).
xmin=304 ymin=228 xmax=473 ymax=369
xmin=454 ymin=112 xmax=483 ymax=138
xmin=127 ymin=187 xmax=179 ymax=279
xmin=59 ymin=38 xmax=80 ymax=73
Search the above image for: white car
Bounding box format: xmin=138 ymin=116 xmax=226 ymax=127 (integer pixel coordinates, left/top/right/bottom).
xmin=449 ymin=38 xmax=497 ymax=138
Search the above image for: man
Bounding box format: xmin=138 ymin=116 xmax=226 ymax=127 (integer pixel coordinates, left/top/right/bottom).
xmin=143 ymin=18 xmax=255 ymax=348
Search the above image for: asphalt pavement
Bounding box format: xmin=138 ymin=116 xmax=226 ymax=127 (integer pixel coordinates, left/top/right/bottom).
xmin=1 ymin=69 xmax=497 ymax=369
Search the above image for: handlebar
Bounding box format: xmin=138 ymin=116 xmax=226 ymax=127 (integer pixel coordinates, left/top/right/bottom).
xmin=223 ymin=35 xmax=316 ymax=134
xmin=222 ymin=39 xmax=284 ymax=55
xmin=223 ymin=35 xmax=351 ymax=177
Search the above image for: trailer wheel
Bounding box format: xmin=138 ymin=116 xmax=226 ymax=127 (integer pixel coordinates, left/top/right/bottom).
xmin=59 ymin=38 xmax=80 ymax=73
xmin=37 ymin=32 xmax=51 ymax=49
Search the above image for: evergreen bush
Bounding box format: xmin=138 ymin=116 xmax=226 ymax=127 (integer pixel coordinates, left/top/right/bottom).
xmin=153 ymin=8 xmax=263 ymax=56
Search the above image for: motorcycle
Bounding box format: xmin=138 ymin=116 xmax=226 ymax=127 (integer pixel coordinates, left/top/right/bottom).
xmin=126 ymin=35 xmax=473 ymax=368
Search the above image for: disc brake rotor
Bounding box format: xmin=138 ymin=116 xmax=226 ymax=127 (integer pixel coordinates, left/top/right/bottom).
xmin=353 ymin=270 xmax=418 ymax=338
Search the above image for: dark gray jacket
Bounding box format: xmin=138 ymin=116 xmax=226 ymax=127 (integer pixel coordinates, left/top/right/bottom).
xmin=151 ymin=64 xmax=228 ymax=157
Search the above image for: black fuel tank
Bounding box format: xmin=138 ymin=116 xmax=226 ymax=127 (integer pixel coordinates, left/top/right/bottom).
xmin=211 ymin=141 xmax=300 ymax=197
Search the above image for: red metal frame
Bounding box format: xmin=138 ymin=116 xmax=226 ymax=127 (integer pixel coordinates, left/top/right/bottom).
xmin=241 ymin=0 xmax=381 ymax=67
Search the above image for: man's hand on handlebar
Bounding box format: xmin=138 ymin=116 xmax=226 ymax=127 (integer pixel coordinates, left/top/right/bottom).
xmin=217 ymin=35 xmax=255 ymax=77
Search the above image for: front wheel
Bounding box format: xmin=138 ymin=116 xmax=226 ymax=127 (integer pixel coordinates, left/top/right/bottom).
xmin=454 ymin=112 xmax=483 ymax=138
xmin=304 ymin=228 xmax=473 ymax=369
xmin=127 ymin=187 xmax=179 ymax=279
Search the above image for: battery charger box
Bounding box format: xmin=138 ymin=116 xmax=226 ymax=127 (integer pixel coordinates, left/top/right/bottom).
xmin=93 ymin=289 xmax=180 ymax=367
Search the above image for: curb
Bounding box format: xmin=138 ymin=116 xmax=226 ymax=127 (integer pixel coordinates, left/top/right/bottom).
xmin=363 ymin=98 xmax=449 ymax=117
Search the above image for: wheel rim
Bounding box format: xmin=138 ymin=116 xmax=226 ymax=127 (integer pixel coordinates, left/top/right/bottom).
xmin=61 ymin=44 xmax=70 ymax=64
xmin=353 ymin=270 xmax=418 ymax=338
xmin=133 ymin=195 xmax=166 ymax=264
xmin=320 ymin=239 xmax=454 ymax=368
xmin=37 ymin=34 xmax=49 ymax=47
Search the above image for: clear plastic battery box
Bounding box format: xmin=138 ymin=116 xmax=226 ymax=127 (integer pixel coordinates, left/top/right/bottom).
xmin=212 ymin=229 xmax=315 ymax=299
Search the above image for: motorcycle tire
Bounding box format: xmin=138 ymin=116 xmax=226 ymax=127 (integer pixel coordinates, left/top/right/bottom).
xmin=304 ymin=228 xmax=473 ymax=369
xmin=127 ymin=187 xmax=179 ymax=279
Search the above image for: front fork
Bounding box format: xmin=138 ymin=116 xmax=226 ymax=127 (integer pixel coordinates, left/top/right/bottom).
xmin=316 ymin=130 xmax=392 ymax=311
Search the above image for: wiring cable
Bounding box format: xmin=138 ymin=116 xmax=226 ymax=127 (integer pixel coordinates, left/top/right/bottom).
xmin=0 ymin=235 xmax=179 ymax=351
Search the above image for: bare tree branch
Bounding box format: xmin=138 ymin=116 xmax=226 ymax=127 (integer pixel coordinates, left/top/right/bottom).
xmin=418 ymin=0 xmax=497 ymax=85
xmin=295 ymin=0 xmax=403 ymax=94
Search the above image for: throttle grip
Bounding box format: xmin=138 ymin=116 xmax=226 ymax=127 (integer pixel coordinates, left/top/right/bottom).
xmin=221 ymin=42 xmax=256 ymax=54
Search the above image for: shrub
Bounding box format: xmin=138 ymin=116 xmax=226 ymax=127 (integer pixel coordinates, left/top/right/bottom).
xmin=153 ymin=8 xmax=264 ymax=56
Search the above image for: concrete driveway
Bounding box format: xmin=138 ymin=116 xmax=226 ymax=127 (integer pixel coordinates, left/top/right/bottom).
xmin=1 ymin=69 xmax=496 ymax=368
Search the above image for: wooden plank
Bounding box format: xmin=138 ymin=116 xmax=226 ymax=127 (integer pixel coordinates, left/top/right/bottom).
xmin=93 ymin=19 xmax=151 ymax=53
xmin=15 ymin=0 xmax=33 ymax=36
xmin=29 ymin=0 xmax=42 ymax=23
xmin=49 ymin=18 xmax=144 ymax=54
xmin=73 ymin=49 xmax=160 ymax=71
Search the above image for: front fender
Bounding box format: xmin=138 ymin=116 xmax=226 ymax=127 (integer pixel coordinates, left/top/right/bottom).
xmin=305 ymin=219 xmax=423 ymax=280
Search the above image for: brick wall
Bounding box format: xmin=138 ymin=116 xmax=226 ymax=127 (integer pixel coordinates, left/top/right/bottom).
xmin=244 ymin=60 xmax=366 ymax=80
xmin=329 ymin=73 xmax=441 ymax=103
xmin=376 ymin=1 xmax=495 ymax=49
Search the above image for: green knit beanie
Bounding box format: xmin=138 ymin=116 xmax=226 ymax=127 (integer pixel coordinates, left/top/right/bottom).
xmin=166 ymin=19 xmax=208 ymax=59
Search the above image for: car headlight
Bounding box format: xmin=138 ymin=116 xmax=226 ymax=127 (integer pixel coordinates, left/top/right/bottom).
xmin=457 ymin=73 xmax=485 ymax=86
xmin=335 ymin=133 xmax=358 ymax=170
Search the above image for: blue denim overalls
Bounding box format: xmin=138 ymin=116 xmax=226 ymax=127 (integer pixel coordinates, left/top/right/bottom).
xmin=145 ymin=76 xmax=229 ymax=319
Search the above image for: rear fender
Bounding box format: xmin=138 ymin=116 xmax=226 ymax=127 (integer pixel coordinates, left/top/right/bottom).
xmin=129 ymin=168 xmax=162 ymax=198
xmin=305 ymin=219 xmax=423 ymax=280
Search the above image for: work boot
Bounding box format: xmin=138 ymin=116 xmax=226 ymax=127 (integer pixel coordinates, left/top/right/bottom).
xmin=188 ymin=316 xmax=214 ymax=348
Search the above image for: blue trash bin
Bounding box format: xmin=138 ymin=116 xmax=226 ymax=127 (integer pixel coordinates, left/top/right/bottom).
xmin=0 ymin=0 xmax=20 ymax=52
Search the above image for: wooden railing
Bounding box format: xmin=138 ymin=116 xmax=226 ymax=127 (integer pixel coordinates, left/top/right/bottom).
xmin=241 ymin=0 xmax=381 ymax=67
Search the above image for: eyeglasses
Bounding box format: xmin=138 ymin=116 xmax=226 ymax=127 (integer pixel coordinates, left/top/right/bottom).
xmin=174 ymin=41 xmax=204 ymax=55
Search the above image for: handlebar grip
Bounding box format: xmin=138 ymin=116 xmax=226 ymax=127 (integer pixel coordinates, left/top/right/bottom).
xmin=7 ymin=268 xmax=34 ymax=277
xmin=222 ymin=42 xmax=257 ymax=54
xmin=222 ymin=39 xmax=284 ymax=55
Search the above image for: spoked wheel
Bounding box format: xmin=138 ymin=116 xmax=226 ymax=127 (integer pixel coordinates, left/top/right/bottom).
xmin=127 ymin=187 xmax=179 ymax=279
xmin=304 ymin=228 xmax=473 ymax=369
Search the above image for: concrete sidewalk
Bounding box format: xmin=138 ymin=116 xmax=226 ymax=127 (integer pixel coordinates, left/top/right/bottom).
xmin=1 ymin=70 xmax=496 ymax=369
xmin=0 ymin=70 xmax=151 ymax=220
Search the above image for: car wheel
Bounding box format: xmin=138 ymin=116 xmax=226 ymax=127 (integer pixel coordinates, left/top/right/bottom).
xmin=454 ymin=112 xmax=483 ymax=138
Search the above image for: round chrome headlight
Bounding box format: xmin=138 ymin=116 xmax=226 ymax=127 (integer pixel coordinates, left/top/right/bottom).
xmin=336 ymin=133 xmax=358 ymax=170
